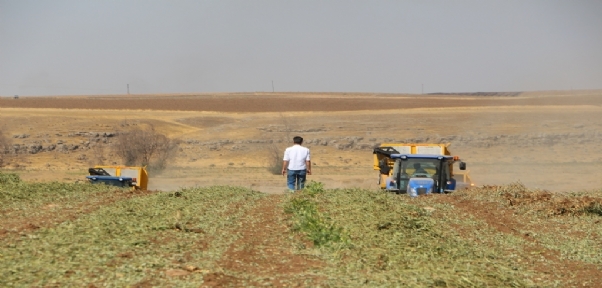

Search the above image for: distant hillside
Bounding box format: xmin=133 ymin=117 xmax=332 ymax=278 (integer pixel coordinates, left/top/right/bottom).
xmin=428 ymin=92 xmax=522 ymax=96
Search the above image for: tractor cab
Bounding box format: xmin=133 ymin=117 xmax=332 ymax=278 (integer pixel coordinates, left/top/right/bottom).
xmin=385 ymin=154 xmax=466 ymax=196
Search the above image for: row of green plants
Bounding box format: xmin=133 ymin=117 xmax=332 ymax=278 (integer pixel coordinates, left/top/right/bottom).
xmin=283 ymin=182 xmax=602 ymax=287
xmin=0 ymin=175 xmax=265 ymax=287
xmin=284 ymin=181 xmax=350 ymax=248
xmin=0 ymin=172 xmax=123 ymax=211
xmin=3 ymin=173 xmax=601 ymax=287
xmin=284 ymin=182 xmax=527 ymax=287
xmin=451 ymin=183 xmax=602 ymax=266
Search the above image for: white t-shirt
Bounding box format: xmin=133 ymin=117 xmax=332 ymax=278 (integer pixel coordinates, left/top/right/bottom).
xmin=283 ymin=144 xmax=310 ymax=170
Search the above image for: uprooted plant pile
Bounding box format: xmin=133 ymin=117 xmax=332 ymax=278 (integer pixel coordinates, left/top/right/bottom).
xmin=460 ymin=183 xmax=602 ymax=216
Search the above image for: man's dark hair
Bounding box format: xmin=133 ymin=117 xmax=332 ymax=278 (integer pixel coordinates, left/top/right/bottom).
xmin=293 ymin=136 xmax=303 ymax=144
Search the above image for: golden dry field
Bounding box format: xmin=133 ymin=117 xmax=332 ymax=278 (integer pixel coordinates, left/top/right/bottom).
xmin=1 ymin=91 xmax=601 ymax=193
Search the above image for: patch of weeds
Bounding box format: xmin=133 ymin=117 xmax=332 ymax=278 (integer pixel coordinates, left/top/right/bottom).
xmin=304 ymin=180 xmax=325 ymax=196
xmin=0 ymin=172 xmax=21 ymax=184
xmin=581 ymin=202 xmax=602 ymax=216
xmin=284 ymin=182 xmax=349 ymax=248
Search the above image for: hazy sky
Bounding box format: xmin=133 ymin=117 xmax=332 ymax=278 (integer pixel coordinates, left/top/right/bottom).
xmin=1 ymin=0 xmax=601 ymax=96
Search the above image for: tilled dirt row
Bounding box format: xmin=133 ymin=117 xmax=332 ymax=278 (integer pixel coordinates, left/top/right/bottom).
xmin=428 ymin=194 xmax=602 ymax=287
xmin=205 ymin=195 xmax=327 ymax=287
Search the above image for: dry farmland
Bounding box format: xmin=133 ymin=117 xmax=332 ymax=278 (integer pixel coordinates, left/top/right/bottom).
xmin=1 ymin=91 xmax=601 ymax=192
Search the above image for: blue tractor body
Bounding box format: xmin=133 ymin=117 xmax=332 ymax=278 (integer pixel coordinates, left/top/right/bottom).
xmin=385 ymin=154 xmax=466 ymax=196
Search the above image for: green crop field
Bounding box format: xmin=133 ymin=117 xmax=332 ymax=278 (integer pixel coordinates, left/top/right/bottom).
xmin=1 ymin=173 xmax=602 ymax=287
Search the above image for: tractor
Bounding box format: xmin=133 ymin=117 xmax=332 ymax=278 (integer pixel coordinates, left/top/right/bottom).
xmin=374 ymin=143 xmax=472 ymax=196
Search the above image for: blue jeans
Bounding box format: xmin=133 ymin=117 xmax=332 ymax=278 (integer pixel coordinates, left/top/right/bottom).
xmin=287 ymin=170 xmax=307 ymax=191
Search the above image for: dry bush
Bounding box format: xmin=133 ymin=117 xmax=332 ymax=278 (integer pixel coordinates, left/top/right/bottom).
xmin=88 ymin=142 xmax=107 ymax=166
xmin=265 ymin=114 xmax=295 ymax=175
xmin=266 ymin=144 xmax=284 ymax=175
xmin=0 ymin=130 xmax=12 ymax=168
xmin=113 ymin=123 xmax=179 ymax=171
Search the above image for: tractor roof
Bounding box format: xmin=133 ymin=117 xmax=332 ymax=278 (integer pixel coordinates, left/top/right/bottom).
xmin=390 ymin=154 xmax=455 ymax=161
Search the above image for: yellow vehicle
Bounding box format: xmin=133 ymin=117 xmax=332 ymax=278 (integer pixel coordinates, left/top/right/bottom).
xmin=373 ymin=143 xmax=472 ymax=194
xmin=86 ymin=165 xmax=148 ymax=190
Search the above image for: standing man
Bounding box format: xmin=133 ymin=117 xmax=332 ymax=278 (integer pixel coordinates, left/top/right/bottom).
xmin=282 ymin=136 xmax=311 ymax=192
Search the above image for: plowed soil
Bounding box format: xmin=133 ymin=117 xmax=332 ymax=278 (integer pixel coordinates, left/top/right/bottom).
xmin=1 ymin=93 xmax=601 ymax=112
xmin=428 ymin=194 xmax=602 ymax=286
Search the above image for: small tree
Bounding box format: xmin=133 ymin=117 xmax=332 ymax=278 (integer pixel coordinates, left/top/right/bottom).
xmin=88 ymin=142 xmax=107 ymax=166
xmin=265 ymin=114 xmax=295 ymax=175
xmin=0 ymin=130 xmax=12 ymax=168
xmin=266 ymin=143 xmax=284 ymax=175
xmin=113 ymin=124 xmax=179 ymax=171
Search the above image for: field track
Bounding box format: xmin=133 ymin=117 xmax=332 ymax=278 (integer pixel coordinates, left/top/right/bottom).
xmin=1 ymin=94 xmax=601 ymax=112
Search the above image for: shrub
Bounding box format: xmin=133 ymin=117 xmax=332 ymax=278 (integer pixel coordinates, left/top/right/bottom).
xmin=266 ymin=143 xmax=285 ymax=175
xmin=113 ymin=123 xmax=179 ymax=171
xmin=581 ymin=202 xmax=602 ymax=216
xmin=0 ymin=130 xmax=12 ymax=167
xmin=265 ymin=114 xmax=295 ymax=175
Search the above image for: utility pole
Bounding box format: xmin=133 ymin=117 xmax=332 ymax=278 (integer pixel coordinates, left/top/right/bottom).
xmin=127 ymin=84 xmax=130 ymax=95
xmin=272 ymin=80 xmax=274 ymax=92
xmin=421 ymin=84 xmax=424 ymax=95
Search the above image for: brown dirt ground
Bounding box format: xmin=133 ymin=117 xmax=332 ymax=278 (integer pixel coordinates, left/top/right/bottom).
xmin=214 ymin=195 xmax=326 ymax=287
xmin=1 ymin=93 xmax=601 ymax=112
